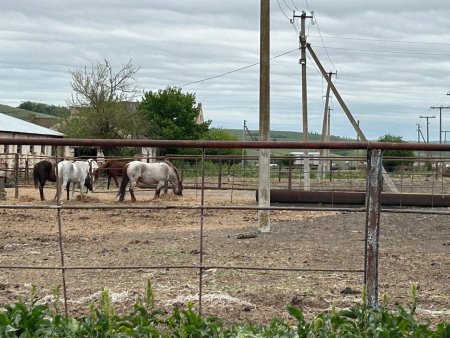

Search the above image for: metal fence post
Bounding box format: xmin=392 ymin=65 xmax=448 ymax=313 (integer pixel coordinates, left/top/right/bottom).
xmin=14 ymin=153 xmax=19 ymax=199
xmin=364 ymin=148 xmax=382 ymax=307
xmin=218 ymin=159 xmax=222 ymax=189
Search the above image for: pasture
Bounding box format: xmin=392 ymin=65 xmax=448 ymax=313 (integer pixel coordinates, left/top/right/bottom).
xmin=0 ymin=183 xmax=448 ymax=324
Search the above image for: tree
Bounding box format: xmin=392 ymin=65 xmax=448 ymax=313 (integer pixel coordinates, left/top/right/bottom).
xmin=202 ymin=128 xmax=242 ymax=163
xmin=18 ymin=101 xmax=69 ymax=117
xmin=138 ymin=86 xmax=211 ymax=155
xmin=378 ymin=134 xmax=415 ymax=171
xmin=58 ymin=59 xmax=142 ymax=156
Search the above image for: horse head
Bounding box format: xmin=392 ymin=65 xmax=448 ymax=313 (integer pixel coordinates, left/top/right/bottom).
xmin=174 ymin=180 xmax=183 ymax=196
xmin=93 ymin=168 xmax=99 ymax=182
xmin=84 ymin=173 xmax=93 ymax=192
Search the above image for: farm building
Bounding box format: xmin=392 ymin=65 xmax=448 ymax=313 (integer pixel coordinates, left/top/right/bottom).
xmin=289 ymin=151 xmax=321 ymax=167
xmin=0 ymin=112 xmax=69 ymax=171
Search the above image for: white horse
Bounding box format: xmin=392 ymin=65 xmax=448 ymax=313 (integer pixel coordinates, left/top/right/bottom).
xmin=55 ymin=160 xmax=93 ymax=201
xmin=118 ymin=160 xmax=183 ymax=202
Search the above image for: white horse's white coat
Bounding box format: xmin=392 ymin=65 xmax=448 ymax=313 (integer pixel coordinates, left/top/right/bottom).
xmin=118 ymin=160 xmax=183 ymax=202
xmin=56 ymin=160 xmax=92 ymax=201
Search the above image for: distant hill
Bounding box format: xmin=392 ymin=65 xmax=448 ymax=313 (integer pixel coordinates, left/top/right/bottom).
xmin=223 ymin=128 xmax=356 ymax=156
xmin=224 ymin=128 xmax=354 ymax=142
xmin=0 ymin=104 xmax=59 ymax=128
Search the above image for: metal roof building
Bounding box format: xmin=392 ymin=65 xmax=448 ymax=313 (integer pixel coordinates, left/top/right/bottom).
xmin=0 ymin=112 xmax=63 ymax=137
xmin=0 ymin=113 xmax=65 ymax=174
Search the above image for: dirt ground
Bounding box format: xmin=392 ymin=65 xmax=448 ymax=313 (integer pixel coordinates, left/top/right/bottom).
xmin=0 ymin=182 xmax=449 ymax=325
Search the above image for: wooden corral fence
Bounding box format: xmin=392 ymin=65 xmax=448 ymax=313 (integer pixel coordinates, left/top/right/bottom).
xmin=1 ymin=137 xmax=450 ymax=316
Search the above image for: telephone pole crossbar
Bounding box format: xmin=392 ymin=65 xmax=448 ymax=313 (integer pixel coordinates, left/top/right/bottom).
xmin=419 ymin=115 xmax=436 ymax=143
xmin=430 ymin=106 xmax=450 ymax=144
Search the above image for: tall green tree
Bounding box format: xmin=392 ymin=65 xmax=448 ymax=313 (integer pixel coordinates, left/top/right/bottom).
xmin=58 ymin=59 xmax=142 ymax=156
xmin=138 ymin=86 xmax=211 ymax=155
xmin=378 ymin=134 xmax=415 ymax=171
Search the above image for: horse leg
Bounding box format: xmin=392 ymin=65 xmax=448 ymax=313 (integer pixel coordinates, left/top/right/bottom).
xmin=107 ymin=176 xmax=111 ymax=190
xmin=114 ymin=176 xmax=119 ymax=188
xmin=66 ymin=181 xmax=71 ymax=200
xmin=154 ymin=181 xmax=163 ymax=198
xmin=38 ymin=177 xmax=47 ymax=201
xmin=38 ymin=178 xmax=46 ymax=201
xmin=79 ymin=181 xmax=84 ymax=201
xmin=39 ymin=186 xmax=45 ymax=201
xmin=129 ymin=181 xmax=136 ymax=202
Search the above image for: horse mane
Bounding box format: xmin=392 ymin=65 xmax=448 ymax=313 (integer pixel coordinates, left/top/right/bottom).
xmin=163 ymin=160 xmax=181 ymax=182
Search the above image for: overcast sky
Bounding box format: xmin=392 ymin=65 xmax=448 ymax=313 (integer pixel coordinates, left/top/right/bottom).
xmin=1 ymin=1 xmax=450 ymax=141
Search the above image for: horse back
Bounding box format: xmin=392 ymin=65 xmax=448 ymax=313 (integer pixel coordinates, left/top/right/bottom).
xmin=33 ymin=160 xmax=55 ymax=187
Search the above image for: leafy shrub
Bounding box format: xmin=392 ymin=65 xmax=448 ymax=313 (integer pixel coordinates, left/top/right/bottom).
xmin=0 ymin=283 xmax=448 ymax=337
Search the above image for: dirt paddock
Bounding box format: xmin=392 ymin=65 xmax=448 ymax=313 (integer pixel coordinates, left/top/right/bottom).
xmin=0 ymin=185 xmax=449 ymax=324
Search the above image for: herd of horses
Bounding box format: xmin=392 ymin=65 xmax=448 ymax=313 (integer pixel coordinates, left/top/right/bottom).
xmin=32 ymin=159 xmax=183 ymax=202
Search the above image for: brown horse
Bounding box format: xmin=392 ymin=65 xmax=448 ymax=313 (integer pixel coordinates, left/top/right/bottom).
xmin=93 ymin=161 xmax=127 ymax=189
xmin=33 ymin=160 xmax=56 ymax=201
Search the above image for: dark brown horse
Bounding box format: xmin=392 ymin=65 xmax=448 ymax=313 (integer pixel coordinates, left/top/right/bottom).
xmin=93 ymin=161 xmax=127 ymax=189
xmin=33 ymin=160 xmax=56 ymax=201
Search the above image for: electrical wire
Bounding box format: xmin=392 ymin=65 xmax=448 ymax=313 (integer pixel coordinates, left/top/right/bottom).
xmin=179 ymin=43 xmax=449 ymax=90
xmin=282 ymin=0 xmax=294 ymax=12
xmin=290 ymin=0 xmax=301 ymax=12
xmin=276 ymin=0 xmax=291 ymax=21
xmin=317 ymin=46 xmax=450 ymax=57
xmin=276 ymin=0 xmax=299 ymax=34
xmin=179 ymin=49 xmax=298 ymax=87
xmin=308 ymin=35 xmax=450 ymax=47
xmin=311 ymin=12 xmax=337 ymax=72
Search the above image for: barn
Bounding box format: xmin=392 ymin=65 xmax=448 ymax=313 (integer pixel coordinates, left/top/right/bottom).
xmin=0 ymin=112 xmax=67 ymax=171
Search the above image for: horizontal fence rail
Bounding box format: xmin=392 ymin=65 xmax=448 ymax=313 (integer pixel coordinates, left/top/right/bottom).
xmin=2 ymin=137 xmax=450 ymax=151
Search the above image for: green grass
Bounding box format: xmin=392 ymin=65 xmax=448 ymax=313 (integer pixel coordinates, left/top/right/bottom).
xmin=0 ymin=104 xmax=58 ymax=120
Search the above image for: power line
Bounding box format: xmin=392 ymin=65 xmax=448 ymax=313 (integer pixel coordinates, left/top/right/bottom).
xmin=310 ymin=12 xmax=336 ymax=72
xmin=276 ymin=0 xmax=291 ymax=21
xmin=179 ymin=49 xmax=298 ymax=87
xmin=281 ymin=0 xmax=294 ymax=12
xmin=276 ymin=0 xmax=299 ymax=34
xmin=316 ymin=46 xmax=450 ymax=57
xmin=179 ymin=41 xmax=449 ymax=88
xmin=303 ymin=0 xmax=311 ymax=12
xmin=295 ymin=0 xmax=336 ymax=72
xmin=290 ymin=0 xmax=301 ymax=12
xmin=309 ymin=34 xmax=450 ymax=47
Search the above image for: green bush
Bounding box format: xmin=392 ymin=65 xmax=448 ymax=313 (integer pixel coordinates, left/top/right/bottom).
xmin=0 ymin=283 xmax=448 ymax=337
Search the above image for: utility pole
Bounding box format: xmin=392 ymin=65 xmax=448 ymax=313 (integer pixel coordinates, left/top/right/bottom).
xmin=258 ymin=0 xmax=270 ymax=233
xmin=319 ymin=71 xmax=336 ymax=181
xmin=419 ymin=115 xmax=436 ymax=143
xmin=443 ymin=130 xmax=450 ymax=144
xmin=306 ymin=44 xmax=398 ymax=192
xmin=430 ymin=106 xmax=450 ymax=144
xmin=416 ymin=123 xmax=426 ymax=143
xmin=293 ymin=11 xmax=313 ymax=191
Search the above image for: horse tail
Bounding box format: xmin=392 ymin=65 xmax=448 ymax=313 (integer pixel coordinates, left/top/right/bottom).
xmin=118 ymin=165 xmax=129 ymax=201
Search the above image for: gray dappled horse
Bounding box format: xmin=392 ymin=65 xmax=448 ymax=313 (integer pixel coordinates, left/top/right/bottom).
xmin=118 ymin=160 xmax=183 ymax=202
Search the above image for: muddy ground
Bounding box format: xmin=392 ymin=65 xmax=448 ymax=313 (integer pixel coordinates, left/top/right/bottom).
xmin=0 ymin=182 xmax=449 ymax=325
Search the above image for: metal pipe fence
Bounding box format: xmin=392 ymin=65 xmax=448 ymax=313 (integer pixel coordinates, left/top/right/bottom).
xmin=2 ymin=150 xmax=450 ymax=195
xmin=1 ymin=138 xmax=450 ymax=319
